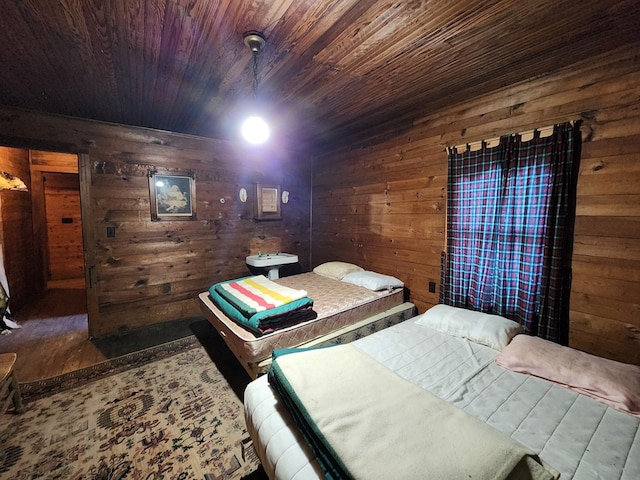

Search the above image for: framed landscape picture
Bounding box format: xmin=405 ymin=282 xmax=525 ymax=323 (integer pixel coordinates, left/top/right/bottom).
xmin=148 ymin=170 xmax=196 ymax=221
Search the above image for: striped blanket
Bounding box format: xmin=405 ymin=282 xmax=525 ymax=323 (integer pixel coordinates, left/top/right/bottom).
xmin=209 ymin=276 xmax=316 ymax=335
xmin=216 ymin=275 xmax=308 ymax=314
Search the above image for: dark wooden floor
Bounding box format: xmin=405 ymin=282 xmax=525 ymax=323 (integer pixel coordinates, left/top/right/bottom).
xmin=0 ymin=287 xmax=252 ymax=395
xmin=0 ymin=287 xmax=99 ymax=382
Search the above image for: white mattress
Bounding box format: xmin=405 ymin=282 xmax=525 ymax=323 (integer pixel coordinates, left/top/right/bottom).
xmin=244 ymin=319 xmax=640 ymax=480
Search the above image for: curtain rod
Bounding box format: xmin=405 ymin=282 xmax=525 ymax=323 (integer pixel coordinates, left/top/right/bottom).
xmin=446 ymin=123 xmax=562 ymax=153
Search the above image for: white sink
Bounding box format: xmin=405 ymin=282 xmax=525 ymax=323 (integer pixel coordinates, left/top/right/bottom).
xmin=246 ymin=253 xmax=298 ymax=279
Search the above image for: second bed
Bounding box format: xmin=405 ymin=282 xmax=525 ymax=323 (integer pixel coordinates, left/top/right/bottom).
xmin=198 ymin=271 xmax=415 ymax=377
xmin=245 ymin=309 xmax=640 ymax=479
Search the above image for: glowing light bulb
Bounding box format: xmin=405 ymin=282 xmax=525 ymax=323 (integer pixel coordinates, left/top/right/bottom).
xmin=241 ymin=116 xmax=270 ymax=144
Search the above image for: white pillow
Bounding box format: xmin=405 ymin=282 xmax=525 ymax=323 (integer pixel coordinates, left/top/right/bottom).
xmin=415 ymin=304 xmax=522 ymax=351
xmin=312 ymin=261 xmax=363 ymax=280
xmin=341 ymin=271 xmax=404 ymax=291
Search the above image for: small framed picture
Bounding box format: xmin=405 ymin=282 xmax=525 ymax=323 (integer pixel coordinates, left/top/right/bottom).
xmin=148 ymin=170 xmax=196 ymax=221
xmin=255 ymin=184 xmax=281 ymax=220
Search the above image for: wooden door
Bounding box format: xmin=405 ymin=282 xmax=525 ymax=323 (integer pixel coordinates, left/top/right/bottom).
xmin=43 ymin=172 xmax=84 ymax=284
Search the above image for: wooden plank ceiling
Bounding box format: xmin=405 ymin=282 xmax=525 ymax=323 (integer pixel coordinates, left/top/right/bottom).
xmin=0 ymin=0 xmax=638 ymax=150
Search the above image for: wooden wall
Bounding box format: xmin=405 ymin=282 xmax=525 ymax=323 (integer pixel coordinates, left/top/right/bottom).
xmin=29 ymin=150 xmax=82 ymax=288
xmin=312 ymin=45 xmax=640 ymax=365
xmin=0 ymin=147 xmax=36 ymax=313
xmin=0 ymin=110 xmax=311 ymax=337
xmin=43 ymin=172 xmax=84 ymax=281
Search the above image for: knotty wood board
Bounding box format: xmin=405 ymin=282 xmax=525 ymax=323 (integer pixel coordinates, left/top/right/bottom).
xmin=311 ymin=46 xmax=640 ymax=364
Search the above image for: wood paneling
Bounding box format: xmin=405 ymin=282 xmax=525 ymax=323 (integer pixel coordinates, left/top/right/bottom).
xmin=312 ymin=45 xmax=640 ymax=364
xmin=0 ymin=1 xmax=638 ymax=148
xmin=31 ymin=151 xmax=80 ymax=173
xmin=0 ymin=108 xmax=311 ymax=337
xmin=29 ymin=150 xmax=80 ymax=292
xmin=44 ymin=172 xmax=84 ymax=281
xmin=0 ymin=147 xmax=35 ymax=313
xmin=0 ymin=1 xmax=637 ymax=361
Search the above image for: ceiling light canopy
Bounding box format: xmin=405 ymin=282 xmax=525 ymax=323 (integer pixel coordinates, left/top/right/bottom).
xmin=241 ymin=31 xmax=270 ymax=145
xmin=243 ymin=32 xmax=265 ymax=53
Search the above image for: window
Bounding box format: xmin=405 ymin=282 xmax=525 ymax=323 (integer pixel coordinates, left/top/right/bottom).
xmin=440 ymin=122 xmax=581 ymax=344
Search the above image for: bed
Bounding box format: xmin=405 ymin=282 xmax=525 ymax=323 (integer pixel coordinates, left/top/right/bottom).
xmin=244 ymin=305 xmax=640 ymax=479
xmin=198 ymin=265 xmax=415 ymax=378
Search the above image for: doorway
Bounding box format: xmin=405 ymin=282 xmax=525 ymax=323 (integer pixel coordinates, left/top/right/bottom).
xmin=29 ymin=150 xmax=86 ymax=292
xmin=0 ymin=147 xmax=88 ymax=318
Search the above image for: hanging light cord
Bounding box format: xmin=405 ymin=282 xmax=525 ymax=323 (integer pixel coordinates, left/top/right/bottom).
xmin=252 ymin=51 xmax=259 ymax=100
xmin=241 ymin=32 xmax=269 ymax=144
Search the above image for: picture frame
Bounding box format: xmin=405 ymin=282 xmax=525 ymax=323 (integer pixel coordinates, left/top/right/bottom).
xmin=255 ymin=184 xmax=281 ymax=220
xmin=148 ymin=169 xmax=196 ymax=221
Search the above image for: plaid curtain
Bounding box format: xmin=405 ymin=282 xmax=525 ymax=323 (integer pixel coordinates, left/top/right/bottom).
xmin=440 ymin=122 xmax=581 ymax=344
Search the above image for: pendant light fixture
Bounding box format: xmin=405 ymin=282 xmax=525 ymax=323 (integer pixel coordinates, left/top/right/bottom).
xmin=241 ymin=31 xmax=270 ymax=144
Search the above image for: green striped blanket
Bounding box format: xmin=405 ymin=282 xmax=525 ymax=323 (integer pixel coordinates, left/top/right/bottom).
xmin=209 ymin=276 xmax=315 ymax=335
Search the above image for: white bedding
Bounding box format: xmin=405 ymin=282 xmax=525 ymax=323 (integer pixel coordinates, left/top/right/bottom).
xmin=244 ymin=320 xmax=640 ymax=479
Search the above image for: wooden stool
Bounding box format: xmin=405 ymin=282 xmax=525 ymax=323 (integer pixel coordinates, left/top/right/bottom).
xmin=0 ymin=353 xmax=24 ymax=414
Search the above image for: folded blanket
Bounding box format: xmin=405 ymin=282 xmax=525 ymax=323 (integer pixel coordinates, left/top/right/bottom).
xmin=215 ymin=275 xmax=308 ymax=316
xmin=209 ymin=276 xmax=315 ymax=335
xmin=269 ymin=345 xmax=559 ymax=480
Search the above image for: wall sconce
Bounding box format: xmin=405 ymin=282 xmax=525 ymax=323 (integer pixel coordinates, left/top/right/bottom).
xmin=281 ymin=190 xmax=289 ymax=204
xmin=0 ymin=172 xmax=28 ymax=192
xmin=239 ymin=187 xmax=248 ymax=203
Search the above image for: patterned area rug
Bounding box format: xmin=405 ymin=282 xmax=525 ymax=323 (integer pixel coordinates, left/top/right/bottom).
xmin=0 ymin=337 xmax=263 ymax=479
